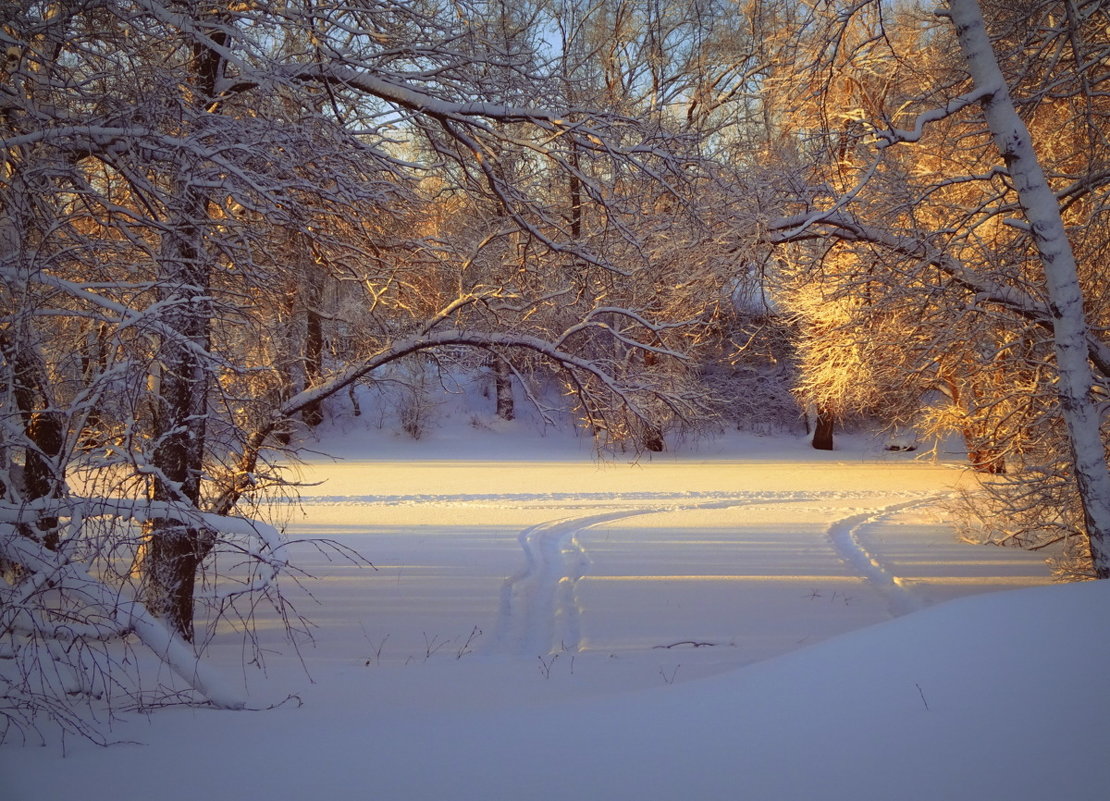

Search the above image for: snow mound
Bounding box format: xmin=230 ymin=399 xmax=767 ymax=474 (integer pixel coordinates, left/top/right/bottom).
xmin=358 ymin=580 xmax=1110 ymax=801
xmin=4 ymin=581 xmax=1106 ymax=801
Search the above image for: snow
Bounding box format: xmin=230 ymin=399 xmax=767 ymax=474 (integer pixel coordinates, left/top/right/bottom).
xmin=3 ymin=424 xmax=1107 ymax=801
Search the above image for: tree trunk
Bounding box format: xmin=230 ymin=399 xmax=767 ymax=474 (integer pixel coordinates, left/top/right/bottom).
xmin=946 ymin=0 xmax=1110 ymax=577
xmin=139 ymin=22 xmax=230 ymax=637
xmin=142 ymin=519 xmax=211 ymax=641
xmin=641 ymin=424 xmax=665 ymax=452
xmin=2 ymin=333 xmax=64 ymax=547
xmin=141 ymin=194 xmax=213 ymax=642
xmin=812 ymin=405 xmax=835 ymax=450
xmin=273 ymin=281 xmax=297 ymax=447
xmin=301 ymin=263 xmax=325 ymax=428
xmin=964 ymin=434 xmax=1006 ymax=474
xmin=76 ymin=322 xmax=110 ymax=447
xmin=492 ymin=356 xmax=514 ymax=421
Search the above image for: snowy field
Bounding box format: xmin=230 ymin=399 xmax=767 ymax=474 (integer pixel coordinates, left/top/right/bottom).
xmin=3 ymin=428 xmax=1108 ymax=800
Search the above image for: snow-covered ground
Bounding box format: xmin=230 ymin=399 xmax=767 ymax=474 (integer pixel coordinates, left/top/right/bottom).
xmin=3 ymin=425 xmax=1108 ymax=800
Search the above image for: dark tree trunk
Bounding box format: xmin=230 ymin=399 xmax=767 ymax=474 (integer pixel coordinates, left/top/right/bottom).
xmin=138 ymin=23 xmax=230 ymax=640
xmin=142 ymin=520 xmax=211 ymax=642
xmin=141 ymin=194 xmax=213 ymax=642
xmin=24 ymin=407 xmax=64 ymax=546
xmin=812 ymin=405 xmax=835 ymax=450
xmin=568 ymin=141 xmax=582 ymax=240
xmin=641 ymin=425 xmax=665 ymax=452
xmin=77 ymin=322 xmax=110 ymax=447
xmin=273 ymin=284 xmax=298 ymax=446
xmin=301 ymin=264 xmax=325 ymax=428
xmin=2 ymin=334 xmax=65 ymax=547
xmin=963 ymin=429 xmax=1006 ymax=474
xmin=493 ymin=357 xmax=514 ymax=421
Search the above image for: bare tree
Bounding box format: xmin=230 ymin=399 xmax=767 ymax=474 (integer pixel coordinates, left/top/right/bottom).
xmin=1 ymin=0 xmax=719 ymax=740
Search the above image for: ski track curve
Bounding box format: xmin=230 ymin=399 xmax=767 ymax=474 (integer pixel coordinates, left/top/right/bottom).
xmin=490 ymin=494 xmax=835 ymax=657
xmin=825 ymin=496 xmax=947 ymax=617
xmin=491 ymin=509 xmax=652 ymax=657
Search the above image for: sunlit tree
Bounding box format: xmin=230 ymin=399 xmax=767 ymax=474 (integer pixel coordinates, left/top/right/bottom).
xmin=0 ymin=0 xmax=716 ymax=739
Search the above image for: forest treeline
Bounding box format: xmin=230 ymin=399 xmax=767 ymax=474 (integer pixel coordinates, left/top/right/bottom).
xmin=2 ymin=0 xmax=1108 ymax=738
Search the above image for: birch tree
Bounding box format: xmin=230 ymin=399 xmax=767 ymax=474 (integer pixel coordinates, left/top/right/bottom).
xmin=763 ymin=0 xmax=1110 ymax=576
xmin=940 ymin=0 xmax=1110 ymax=576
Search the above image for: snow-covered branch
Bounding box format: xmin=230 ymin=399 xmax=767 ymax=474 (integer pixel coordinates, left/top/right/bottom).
xmin=875 ymin=86 xmax=995 ymax=148
xmin=1 ymin=528 xmax=246 ymax=710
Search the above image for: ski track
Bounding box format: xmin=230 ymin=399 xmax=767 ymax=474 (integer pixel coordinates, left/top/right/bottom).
xmin=489 ymin=494 xmax=843 ymax=657
xmin=292 ymin=489 xmax=932 ymax=507
xmin=294 ymin=483 xmax=946 ymax=656
xmin=491 ymin=510 xmax=652 ymax=657
xmin=825 ymin=497 xmax=947 ymax=617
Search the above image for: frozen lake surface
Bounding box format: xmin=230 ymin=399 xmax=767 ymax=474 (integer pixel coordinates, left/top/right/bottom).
xmin=280 ymin=453 xmax=1053 ymax=685
xmin=4 ymin=434 xmax=1107 ymax=801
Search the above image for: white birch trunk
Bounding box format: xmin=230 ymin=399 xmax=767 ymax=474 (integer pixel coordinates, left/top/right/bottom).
xmin=945 ymin=0 xmax=1110 ymax=577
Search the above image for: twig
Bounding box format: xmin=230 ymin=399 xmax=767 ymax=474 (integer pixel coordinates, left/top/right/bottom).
xmin=652 ymin=640 xmax=716 ymax=649
xmin=455 ymin=626 xmax=482 ymax=660
xmin=916 ymin=682 xmax=930 ymax=711
xmin=537 ymin=654 xmax=559 ymax=679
